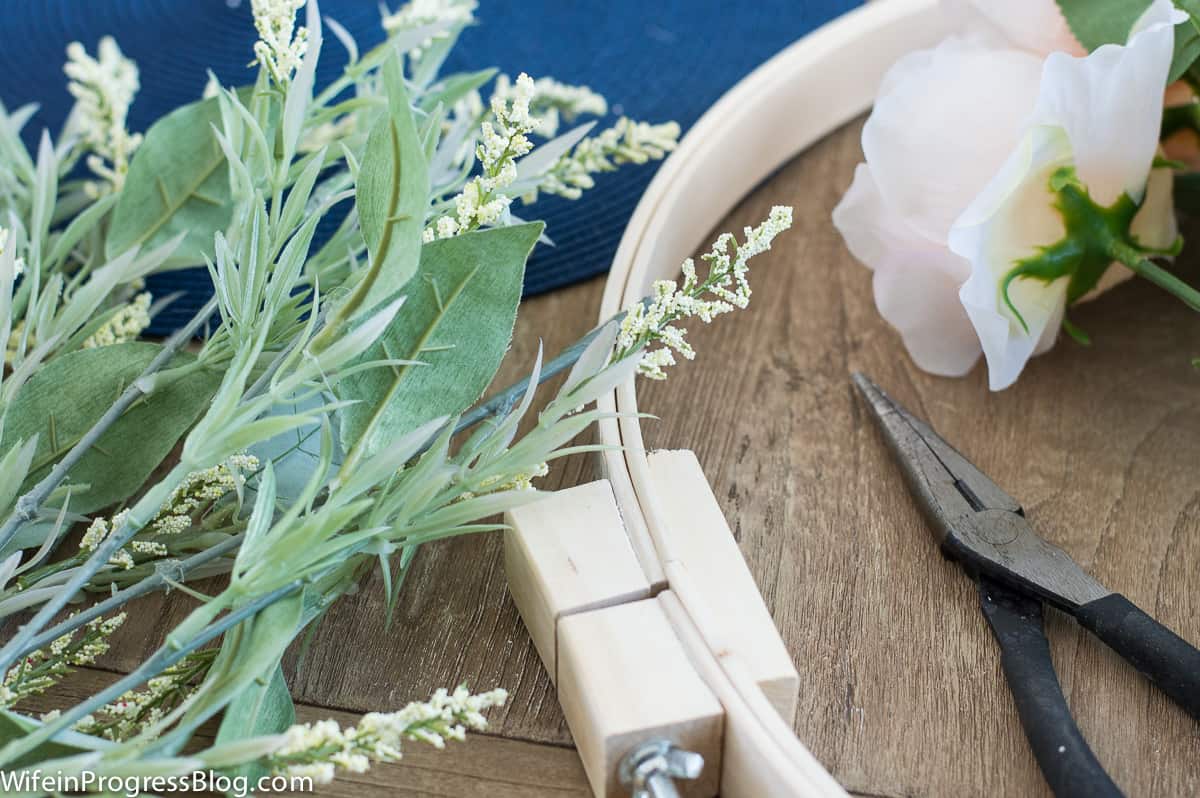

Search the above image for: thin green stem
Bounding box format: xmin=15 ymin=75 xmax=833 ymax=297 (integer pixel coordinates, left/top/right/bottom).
xmin=0 ymin=581 xmax=302 ymax=768
xmin=453 ymin=297 xmax=649 ymax=436
xmin=14 ymin=534 xmax=244 ymax=661
xmin=1120 ymin=255 xmax=1200 ymax=313
xmin=0 ymin=461 xmax=189 ymax=676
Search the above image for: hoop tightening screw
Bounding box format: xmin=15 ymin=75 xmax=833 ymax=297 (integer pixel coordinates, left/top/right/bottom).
xmin=618 ymin=738 xmax=704 ymax=798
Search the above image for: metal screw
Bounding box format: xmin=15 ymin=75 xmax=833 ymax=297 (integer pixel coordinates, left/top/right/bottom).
xmin=618 ymin=738 xmax=705 ymax=798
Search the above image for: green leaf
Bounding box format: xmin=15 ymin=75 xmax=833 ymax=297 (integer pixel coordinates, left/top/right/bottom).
xmin=1172 ymin=0 xmax=1200 ymax=81
xmin=158 ymin=589 xmax=307 ymax=756
xmin=248 ymin=395 xmax=341 ymax=506
xmin=106 ymin=96 xmax=234 ymax=268
xmin=338 ymin=223 xmax=542 ymax=459
xmin=214 ymin=665 xmax=295 ymax=780
xmin=0 ymin=519 xmax=58 ymax=559
xmin=0 ymin=438 xmax=37 ymax=518
xmin=220 ymin=666 xmax=295 ymax=744
xmin=418 ymin=68 xmax=498 ymax=113
xmin=1057 ymin=0 xmax=1200 ymax=81
xmin=354 ymin=52 xmax=430 ymax=315
xmin=1062 ymin=316 xmax=1093 ymax=345
xmin=0 ymin=343 xmax=221 ymax=514
xmin=1056 ymin=0 xmax=1148 ymax=50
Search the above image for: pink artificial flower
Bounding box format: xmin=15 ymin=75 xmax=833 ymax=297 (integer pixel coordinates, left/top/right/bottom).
xmin=834 ymin=0 xmax=1181 ymax=389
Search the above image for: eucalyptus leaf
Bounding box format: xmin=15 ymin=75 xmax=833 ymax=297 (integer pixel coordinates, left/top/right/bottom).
xmin=337 ymin=223 xmax=542 ymax=459
xmin=248 ymin=394 xmax=342 ymax=505
xmin=354 ymin=52 xmax=430 ymax=316
xmin=0 ymin=343 xmax=221 ymax=514
xmin=106 ymin=96 xmax=233 ymax=268
xmin=213 ymin=665 xmax=294 ymax=780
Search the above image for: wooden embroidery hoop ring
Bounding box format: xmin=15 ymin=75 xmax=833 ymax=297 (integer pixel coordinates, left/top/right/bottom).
xmin=592 ymin=0 xmax=950 ymax=792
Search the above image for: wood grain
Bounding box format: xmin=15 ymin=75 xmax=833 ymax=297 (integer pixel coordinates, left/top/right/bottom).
xmin=556 ymin=599 xmax=723 ymax=798
xmin=504 ymin=479 xmax=652 ymax=683
xmin=25 ymin=116 xmax=1200 ymax=796
xmin=633 ymin=119 xmax=1200 ymax=797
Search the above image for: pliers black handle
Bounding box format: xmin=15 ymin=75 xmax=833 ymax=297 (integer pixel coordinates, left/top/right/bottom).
xmin=979 ymin=575 xmax=1200 ymax=798
xmin=979 ymin=576 xmax=1121 ymax=798
xmin=1073 ymin=593 xmax=1200 ymax=720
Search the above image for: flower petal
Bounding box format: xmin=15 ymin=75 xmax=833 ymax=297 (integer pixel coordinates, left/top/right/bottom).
xmin=862 ymin=38 xmax=1044 ymax=243
xmin=951 ymin=127 xmax=1074 ymax=390
xmin=873 ymin=256 xmax=984 ymax=377
xmin=1129 ymin=165 xmax=1178 ymax=251
xmin=834 ymin=164 xmax=981 ymax=375
xmin=1031 ymin=0 xmax=1183 ymax=205
xmin=953 ymin=0 xmax=1086 ymax=57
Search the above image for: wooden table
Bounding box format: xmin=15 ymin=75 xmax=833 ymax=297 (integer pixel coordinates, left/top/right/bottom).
xmin=57 ymin=117 xmax=1200 ymax=796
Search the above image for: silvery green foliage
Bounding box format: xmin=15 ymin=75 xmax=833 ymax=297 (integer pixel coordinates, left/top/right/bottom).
xmin=0 ymin=0 xmax=690 ymax=783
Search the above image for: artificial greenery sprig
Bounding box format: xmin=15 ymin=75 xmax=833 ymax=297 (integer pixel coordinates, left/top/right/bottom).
xmin=0 ymin=613 xmax=126 ymax=709
xmin=616 ymin=205 xmax=793 ymax=378
xmin=264 ymin=685 xmax=509 ymax=784
xmin=0 ymin=0 xmax=792 ymax=789
xmin=0 ymin=295 xmax=219 ymax=554
xmin=74 ymin=648 xmax=217 ymax=742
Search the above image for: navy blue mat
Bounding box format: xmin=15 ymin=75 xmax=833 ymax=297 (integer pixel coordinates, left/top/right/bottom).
xmin=0 ymin=0 xmax=858 ymax=333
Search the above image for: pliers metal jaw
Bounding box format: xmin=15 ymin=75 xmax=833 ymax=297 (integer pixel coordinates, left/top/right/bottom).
xmin=853 ymin=373 xmax=1200 ymax=798
xmin=852 ymin=372 xmax=1107 ymax=611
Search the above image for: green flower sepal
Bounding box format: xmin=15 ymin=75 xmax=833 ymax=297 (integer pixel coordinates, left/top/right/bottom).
xmin=1001 ymin=166 xmax=1184 ymax=344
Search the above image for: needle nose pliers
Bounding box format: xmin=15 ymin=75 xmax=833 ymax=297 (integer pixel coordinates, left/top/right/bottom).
xmin=852 ymin=372 xmax=1200 ymax=798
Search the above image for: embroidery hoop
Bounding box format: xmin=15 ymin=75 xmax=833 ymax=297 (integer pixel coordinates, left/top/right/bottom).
xmin=592 ymin=0 xmax=949 ymax=792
